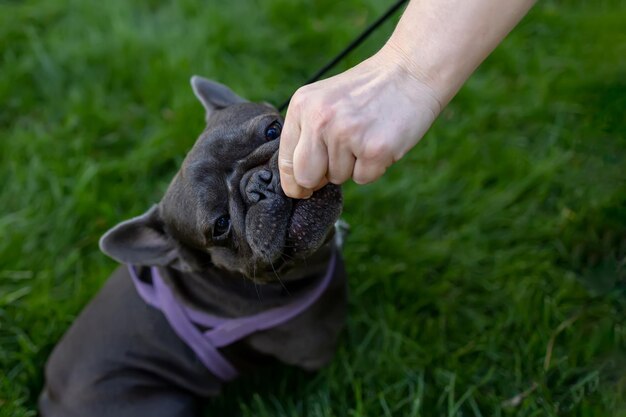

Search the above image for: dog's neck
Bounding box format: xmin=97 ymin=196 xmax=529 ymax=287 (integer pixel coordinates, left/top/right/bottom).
xmin=154 ymin=243 xmax=335 ymax=319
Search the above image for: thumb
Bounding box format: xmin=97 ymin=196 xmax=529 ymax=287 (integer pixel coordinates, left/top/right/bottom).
xmin=278 ymin=104 xmax=313 ymax=198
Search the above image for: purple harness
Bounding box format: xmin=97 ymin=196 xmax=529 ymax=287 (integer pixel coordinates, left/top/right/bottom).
xmin=128 ymin=250 xmax=337 ymax=382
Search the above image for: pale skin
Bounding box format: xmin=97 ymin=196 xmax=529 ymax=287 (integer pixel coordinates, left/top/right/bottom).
xmin=279 ymin=0 xmax=536 ymax=198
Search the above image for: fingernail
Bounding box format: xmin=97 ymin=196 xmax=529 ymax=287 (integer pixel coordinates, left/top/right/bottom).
xmin=285 ymin=187 xmax=312 ymax=199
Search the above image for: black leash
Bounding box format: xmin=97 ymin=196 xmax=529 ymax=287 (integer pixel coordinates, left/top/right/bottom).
xmin=277 ymin=0 xmax=409 ymax=112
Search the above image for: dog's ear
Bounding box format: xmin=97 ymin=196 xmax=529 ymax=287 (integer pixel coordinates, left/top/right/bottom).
xmin=99 ymin=205 xmax=179 ymax=266
xmin=190 ymin=76 xmax=246 ymax=118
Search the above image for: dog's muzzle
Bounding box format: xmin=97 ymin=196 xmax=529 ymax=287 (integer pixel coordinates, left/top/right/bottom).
xmin=230 ymin=140 xmax=281 ymax=201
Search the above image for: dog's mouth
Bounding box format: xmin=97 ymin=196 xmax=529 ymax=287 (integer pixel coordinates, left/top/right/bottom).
xmin=241 ymin=183 xmax=342 ymax=277
xmin=243 ymin=181 xmax=342 ymax=261
xmin=284 ymin=184 xmax=342 ymax=257
xmin=242 ymin=182 xmax=341 ymax=283
xmin=234 ymin=146 xmax=342 ymax=279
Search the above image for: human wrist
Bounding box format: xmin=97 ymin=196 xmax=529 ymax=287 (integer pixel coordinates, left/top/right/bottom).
xmin=380 ymin=26 xmax=471 ymax=110
xmin=379 ymin=0 xmax=535 ymax=107
xmin=371 ymin=44 xmax=444 ymax=119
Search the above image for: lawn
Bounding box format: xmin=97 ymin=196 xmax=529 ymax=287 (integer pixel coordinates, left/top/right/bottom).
xmin=1 ymin=0 xmax=625 ymax=415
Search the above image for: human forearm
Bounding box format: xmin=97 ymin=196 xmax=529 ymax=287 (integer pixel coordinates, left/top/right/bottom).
xmin=383 ymin=0 xmax=536 ymax=107
xmin=278 ymin=0 xmax=535 ymax=198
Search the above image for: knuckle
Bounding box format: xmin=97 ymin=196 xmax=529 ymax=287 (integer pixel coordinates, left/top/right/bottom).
xmin=333 ymin=118 xmax=359 ymax=140
xmin=353 ymin=161 xmax=386 ymax=185
xmin=352 ymin=172 xmax=373 ymax=185
xmin=361 ymin=139 xmax=392 ymax=162
xmin=289 ymin=87 xmax=309 ymax=109
xmin=311 ymin=105 xmax=335 ymax=131
xmin=278 ymin=158 xmax=294 ymax=174
xmin=328 ymin=173 xmax=349 ymax=185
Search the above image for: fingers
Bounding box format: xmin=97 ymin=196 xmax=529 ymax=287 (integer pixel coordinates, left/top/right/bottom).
xmin=278 ymin=104 xmax=313 ymax=199
xmin=292 ymin=127 xmax=329 ymax=189
xmin=313 ymin=177 xmax=330 ymax=191
xmin=280 ymin=88 xmax=332 ymax=197
xmin=327 ymin=138 xmax=356 ymax=185
xmin=279 ymin=60 xmax=414 ymax=194
xmin=352 ymin=158 xmax=388 ymax=185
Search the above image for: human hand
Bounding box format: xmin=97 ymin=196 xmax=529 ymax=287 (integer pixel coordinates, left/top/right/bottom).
xmin=278 ymin=46 xmax=442 ymax=198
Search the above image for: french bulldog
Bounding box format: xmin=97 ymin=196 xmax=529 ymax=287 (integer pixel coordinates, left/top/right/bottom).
xmin=39 ymin=76 xmax=347 ymax=417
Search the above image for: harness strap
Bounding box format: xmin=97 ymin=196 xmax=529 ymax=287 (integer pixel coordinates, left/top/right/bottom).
xmin=128 ymin=249 xmax=337 ymax=381
xmin=152 ymin=269 xmax=239 ymax=380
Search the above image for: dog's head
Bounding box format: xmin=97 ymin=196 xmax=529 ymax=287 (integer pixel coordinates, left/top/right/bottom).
xmin=100 ymin=76 xmax=342 ymax=281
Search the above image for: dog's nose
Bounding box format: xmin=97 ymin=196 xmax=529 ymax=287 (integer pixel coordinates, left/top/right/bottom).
xmin=245 ymin=168 xmax=274 ymax=203
xmin=257 ymin=169 xmax=272 ymax=183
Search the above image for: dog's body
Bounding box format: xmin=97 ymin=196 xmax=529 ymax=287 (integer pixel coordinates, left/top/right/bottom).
xmin=39 ymin=77 xmax=347 ymax=417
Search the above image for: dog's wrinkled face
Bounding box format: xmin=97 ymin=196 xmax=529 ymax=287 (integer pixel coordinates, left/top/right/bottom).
xmin=100 ymin=76 xmax=342 ymax=280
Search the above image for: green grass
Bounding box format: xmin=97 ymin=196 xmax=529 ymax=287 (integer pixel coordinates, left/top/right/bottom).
xmin=1 ymin=0 xmax=625 ymax=415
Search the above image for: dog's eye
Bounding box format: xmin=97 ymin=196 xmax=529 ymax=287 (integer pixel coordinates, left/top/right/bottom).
xmin=213 ymin=215 xmax=231 ymax=239
xmin=264 ymin=121 xmax=282 ymax=141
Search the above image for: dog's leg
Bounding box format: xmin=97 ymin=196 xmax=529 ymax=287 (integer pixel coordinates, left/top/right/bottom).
xmin=39 ymin=266 xmax=221 ymax=417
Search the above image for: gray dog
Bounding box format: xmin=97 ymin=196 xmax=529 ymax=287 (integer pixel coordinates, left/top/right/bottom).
xmin=39 ymin=77 xmax=348 ymax=417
